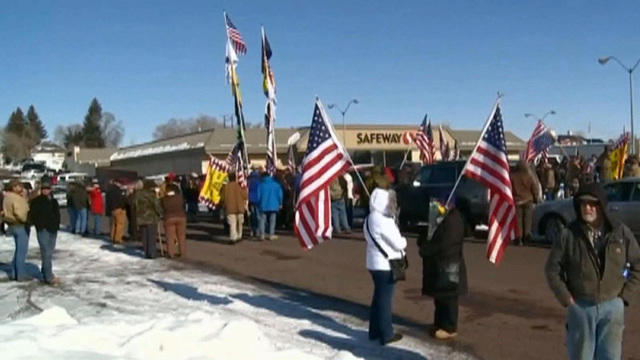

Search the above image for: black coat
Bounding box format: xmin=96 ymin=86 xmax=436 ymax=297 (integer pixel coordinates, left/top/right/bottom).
xmin=105 ymin=184 xmax=126 ymax=213
xmin=28 ymin=194 xmax=61 ymax=232
xmin=418 ymin=208 xmax=468 ymax=298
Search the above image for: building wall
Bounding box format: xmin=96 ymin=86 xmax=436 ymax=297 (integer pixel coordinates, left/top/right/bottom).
xmin=110 ymin=149 xmax=207 ymax=177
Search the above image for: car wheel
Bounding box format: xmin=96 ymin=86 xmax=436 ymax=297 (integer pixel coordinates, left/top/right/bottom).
xmin=543 ymin=216 xmax=564 ymax=244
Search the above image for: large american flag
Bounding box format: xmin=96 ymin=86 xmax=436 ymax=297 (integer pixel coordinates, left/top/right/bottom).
xmin=225 ymin=13 xmax=246 ymax=55
xmin=462 ymin=104 xmax=516 ymax=264
xmin=415 ymin=115 xmax=435 ymax=165
xmin=525 ymin=120 xmax=555 ymax=162
xmin=294 ymin=100 xmax=350 ymax=249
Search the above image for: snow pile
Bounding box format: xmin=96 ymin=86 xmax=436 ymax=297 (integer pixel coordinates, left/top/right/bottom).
xmin=0 ymin=232 xmax=476 ymax=360
xmin=110 ymin=142 xmax=205 ymax=161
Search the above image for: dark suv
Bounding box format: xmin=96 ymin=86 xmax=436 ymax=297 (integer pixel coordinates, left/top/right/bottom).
xmin=396 ymin=161 xmax=489 ymax=231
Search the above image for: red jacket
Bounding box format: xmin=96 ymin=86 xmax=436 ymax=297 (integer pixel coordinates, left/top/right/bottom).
xmin=89 ymin=188 xmax=104 ymax=214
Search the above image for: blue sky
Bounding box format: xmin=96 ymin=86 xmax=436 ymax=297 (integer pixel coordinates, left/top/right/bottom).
xmin=1 ymin=0 xmax=639 ymax=146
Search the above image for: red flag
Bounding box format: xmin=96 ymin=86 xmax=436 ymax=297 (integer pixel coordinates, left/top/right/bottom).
xmin=294 ymin=100 xmax=350 ymax=249
xmin=462 ymin=104 xmax=516 ymax=264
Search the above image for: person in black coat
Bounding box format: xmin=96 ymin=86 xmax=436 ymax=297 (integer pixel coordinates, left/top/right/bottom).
xmin=418 ymin=197 xmax=469 ymax=340
xmin=28 ymin=181 xmax=61 ymax=285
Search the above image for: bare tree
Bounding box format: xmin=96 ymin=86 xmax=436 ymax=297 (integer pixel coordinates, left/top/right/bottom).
xmin=53 ymin=124 xmax=83 ymax=149
xmin=153 ymin=115 xmax=222 ymax=140
xmin=101 ymin=112 xmax=124 ymax=148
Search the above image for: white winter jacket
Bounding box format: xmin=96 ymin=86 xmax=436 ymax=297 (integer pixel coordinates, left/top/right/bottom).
xmin=364 ymin=188 xmax=407 ymax=271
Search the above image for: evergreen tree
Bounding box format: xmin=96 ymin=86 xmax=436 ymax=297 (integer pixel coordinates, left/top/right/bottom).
xmin=26 ymin=105 xmax=47 ymax=141
xmin=82 ymin=98 xmax=105 ymax=148
xmin=6 ymin=107 xmax=26 ymax=136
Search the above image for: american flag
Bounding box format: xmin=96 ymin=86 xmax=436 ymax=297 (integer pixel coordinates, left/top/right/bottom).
xmin=226 ymin=142 xmax=247 ymax=189
xmin=462 ymin=104 xmax=516 ymax=264
xmin=225 ymin=13 xmax=246 ymax=55
xmin=415 ymin=115 xmax=435 ymax=165
xmin=525 ymin=120 xmax=555 ymax=162
xmin=294 ymin=100 xmax=350 ymax=249
xmin=439 ymin=125 xmax=450 ymax=160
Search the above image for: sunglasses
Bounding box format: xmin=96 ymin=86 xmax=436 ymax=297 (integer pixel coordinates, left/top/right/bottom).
xmin=580 ymin=200 xmax=599 ymax=207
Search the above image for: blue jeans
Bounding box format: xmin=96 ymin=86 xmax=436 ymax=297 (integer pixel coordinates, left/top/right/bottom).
xmin=249 ymin=203 xmax=260 ymax=235
xmin=9 ymin=225 xmax=29 ymax=281
xmin=331 ymin=199 xmax=350 ymax=233
xmin=91 ymin=213 xmax=102 ymax=235
xmin=36 ymin=230 xmax=57 ymax=283
xmin=68 ymin=207 xmax=77 ymax=233
xmin=75 ymin=208 xmax=88 ymax=234
xmin=259 ymin=211 xmax=277 ymax=237
xmin=369 ymin=270 xmax=395 ymax=344
xmin=567 ymin=297 xmax=624 ymax=360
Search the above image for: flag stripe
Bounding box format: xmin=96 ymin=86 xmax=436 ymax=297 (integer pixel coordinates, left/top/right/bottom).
xmin=294 ymin=101 xmax=349 ymax=250
xmin=461 ymin=104 xmax=516 ymax=264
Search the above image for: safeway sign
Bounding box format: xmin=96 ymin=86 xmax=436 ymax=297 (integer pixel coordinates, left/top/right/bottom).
xmin=356 ymin=131 xmax=415 ymax=145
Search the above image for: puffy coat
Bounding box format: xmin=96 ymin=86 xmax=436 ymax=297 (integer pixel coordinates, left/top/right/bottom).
xmin=105 ymin=184 xmax=126 ymax=213
xmin=247 ymin=171 xmax=261 ymax=204
xmin=89 ymin=187 xmax=104 ymax=214
xmin=364 ymin=188 xmax=406 ymax=271
xmin=257 ymin=176 xmax=283 ymax=212
xmin=418 ymin=207 xmax=468 ymax=298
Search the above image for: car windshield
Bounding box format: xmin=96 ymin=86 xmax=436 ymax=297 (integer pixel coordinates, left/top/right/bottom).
xmin=604 ymin=182 xmax=634 ymax=202
xmin=417 ymin=166 xmax=457 ymax=185
xmin=22 ymin=163 xmax=45 ymax=172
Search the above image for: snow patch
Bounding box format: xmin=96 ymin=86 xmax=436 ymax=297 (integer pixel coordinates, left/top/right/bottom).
xmin=110 ymin=142 xmax=205 ymax=161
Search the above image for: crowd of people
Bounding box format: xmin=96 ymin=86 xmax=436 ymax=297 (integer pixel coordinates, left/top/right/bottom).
xmin=2 ymin=145 xmax=640 ymax=358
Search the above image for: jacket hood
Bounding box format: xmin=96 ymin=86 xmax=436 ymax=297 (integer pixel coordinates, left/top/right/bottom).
xmin=369 ymin=188 xmax=391 ymax=216
xmin=572 ymin=183 xmax=611 ymax=226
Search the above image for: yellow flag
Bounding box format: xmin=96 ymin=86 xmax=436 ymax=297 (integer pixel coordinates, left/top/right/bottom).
xmin=199 ymin=157 xmax=229 ymax=208
xmin=608 ymin=143 xmax=628 ymax=180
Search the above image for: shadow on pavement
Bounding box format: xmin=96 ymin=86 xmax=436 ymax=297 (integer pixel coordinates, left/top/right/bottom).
xmin=148 ymin=279 xmax=232 ymax=306
xmin=0 ymin=261 xmax=43 ymax=281
xmin=299 ymin=329 xmax=428 ymax=360
xmin=100 ymin=244 xmax=145 ymax=258
xmin=230 ymin=292 xmax=427 ymax=360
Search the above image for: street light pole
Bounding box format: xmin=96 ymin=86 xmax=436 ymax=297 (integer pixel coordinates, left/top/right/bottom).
xmin=598 ymin=56 xmax=640 ymax=154
xmin=328 ymin=99 xmax=359 ymax=146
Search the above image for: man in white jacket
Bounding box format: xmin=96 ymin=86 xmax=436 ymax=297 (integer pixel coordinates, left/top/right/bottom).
xmin=364 ymin=187 xmax=407 ymax=345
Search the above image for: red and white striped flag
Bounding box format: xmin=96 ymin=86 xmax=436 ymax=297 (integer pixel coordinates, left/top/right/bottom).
xmin=462 ymin=104 xmax=516 ymax=264
xmin=224 ymin=13 xmax=246 ymax=55
xmin=525 ymin=120 xmax=555 ymax=162
xmin=415 ymin=115 xmax=435 ymax=165
xmin=294 ymin=100 xmax=350 ymax=249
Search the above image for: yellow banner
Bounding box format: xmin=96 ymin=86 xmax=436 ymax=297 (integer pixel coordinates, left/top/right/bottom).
xmin=199 ymin=159 xmax=228 ymax=208
xmin=608 ymin=143 xmax=628 ymax=180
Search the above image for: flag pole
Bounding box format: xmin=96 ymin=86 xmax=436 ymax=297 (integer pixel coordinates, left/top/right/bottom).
xmin=445 ymin=93 xmax=503 ymax=207
xmin=398 ymin=145 xmax=413 ymax=169
xmin=317 ymin=97 xmax=371 ymax=199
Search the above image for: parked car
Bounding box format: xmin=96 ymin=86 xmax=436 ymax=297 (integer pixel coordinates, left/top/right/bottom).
xmin=395 ymin=161 xmax=489 ymax=231
xmin=20 ymin=162 xmax=46 ymax=178
xmin=532 ymin=177 xmax=640 ymax=244
xmin=52 ymin=185 xmax=67 ymax=207
xmin=57 ymin=172 xmax=89 ymax=185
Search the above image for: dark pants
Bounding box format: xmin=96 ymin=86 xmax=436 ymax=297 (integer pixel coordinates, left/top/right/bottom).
xmin=369 ymin=270 xmax=395 ymax=344
xmin=516 ymin=202 xmax=533 ymax=244
xmin=68 ymin=207 xmax=77 ymax=233
xmin=9 ymin=224 xmax=29 ymax=281
xmin=36 ymin=230 xmax=57 ymax=283
xmin=139 ymin=224 xmax=158 ymax=259
xmin=434 ymin=295 xmax=459 ymax=333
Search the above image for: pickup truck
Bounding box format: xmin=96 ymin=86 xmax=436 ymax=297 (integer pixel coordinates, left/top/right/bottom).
xmin=395 ymin=161 xmax=489 ymax=232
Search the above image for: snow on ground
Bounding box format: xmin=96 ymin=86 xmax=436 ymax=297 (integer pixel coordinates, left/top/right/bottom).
xmin=0 ymin=231 xmax=476 ymax=360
